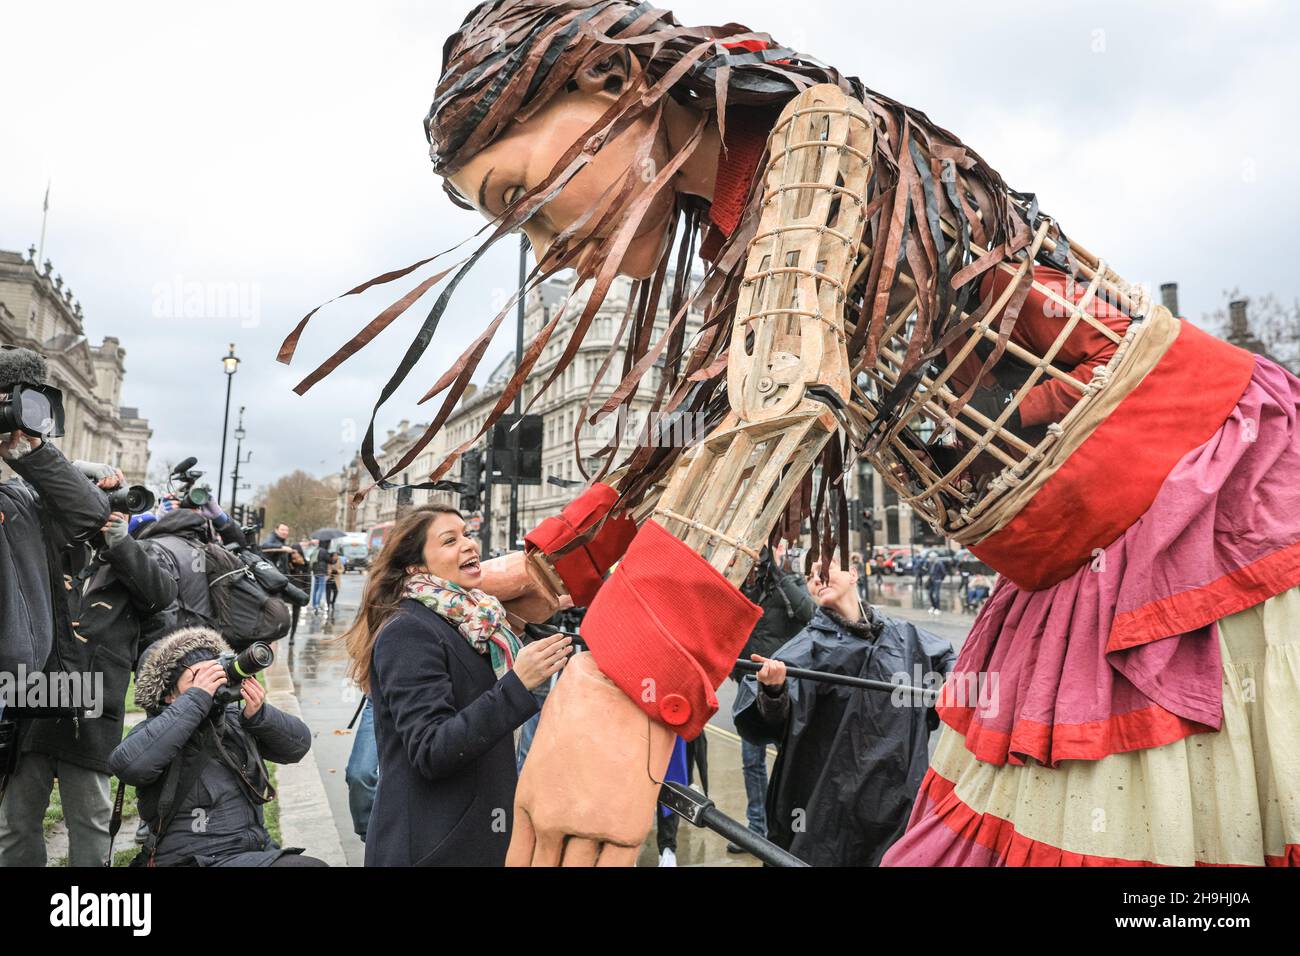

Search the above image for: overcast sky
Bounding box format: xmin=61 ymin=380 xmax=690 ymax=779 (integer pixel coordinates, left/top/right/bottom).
xmin=2 ymin=0 xmax=1297 ymax=492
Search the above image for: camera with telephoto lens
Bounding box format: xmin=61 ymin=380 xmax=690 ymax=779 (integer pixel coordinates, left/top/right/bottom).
xmin=169 ymin=456 xmax=213 ymax=508
xmin=73 ymin=460 xmax=156 ymax=515
xmin=106 ymin=483 xmax=156 ymax=515
xmin=0 ymin=382 xmax=65 ymax=439
xmin=213 ymin=642 xmax=275 ymax=706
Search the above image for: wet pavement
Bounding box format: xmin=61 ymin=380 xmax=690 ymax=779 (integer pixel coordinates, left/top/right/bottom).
xmin=282 ymin=573 xmax=368 ymax=867
xmin=285 ymin=571 xmax=975 ymax=867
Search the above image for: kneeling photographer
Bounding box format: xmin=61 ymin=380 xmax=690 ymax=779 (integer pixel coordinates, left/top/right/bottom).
xmin=108 ymin=627 xmax=323 ymax=866
xmin=0 ymin=501 xmax=177 ymax=866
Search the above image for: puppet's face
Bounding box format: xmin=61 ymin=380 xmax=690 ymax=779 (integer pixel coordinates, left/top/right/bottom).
xmin=444 ymin=57 xmax=677 ymax=279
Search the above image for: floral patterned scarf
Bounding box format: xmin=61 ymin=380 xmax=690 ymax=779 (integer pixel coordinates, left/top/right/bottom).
xmin=404 ymin=572 xmax=522 ymax=679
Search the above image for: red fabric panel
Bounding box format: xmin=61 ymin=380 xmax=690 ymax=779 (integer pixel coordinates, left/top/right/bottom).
xmin=579 ymin=520 xmax=761 ymax=739
xmin=524 ymin=482 xmax=637 ymax=607
xmin=939 ymin=700 xmax=1212 ymax=768
xmin=972 ymin=321 xmax=1256 ymax=591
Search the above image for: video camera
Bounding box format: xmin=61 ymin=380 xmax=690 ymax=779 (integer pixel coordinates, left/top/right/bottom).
xmin=0 ymin=382 xmax=65 ymax=439
xmin=168 ymin=456 xmax=213 ymax=509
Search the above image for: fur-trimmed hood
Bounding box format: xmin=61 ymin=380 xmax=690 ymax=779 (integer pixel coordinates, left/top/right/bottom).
xmin=135 ymin=626 xmax=231 ymax=713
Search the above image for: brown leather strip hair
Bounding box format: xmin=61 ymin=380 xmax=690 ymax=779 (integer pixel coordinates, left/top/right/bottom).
xmin=281 ymin=0 xmax=1076 ymax=560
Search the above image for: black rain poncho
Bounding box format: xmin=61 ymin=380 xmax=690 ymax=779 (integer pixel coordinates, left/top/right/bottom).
xmin=734 ymin=606 xmax=954 ymax=866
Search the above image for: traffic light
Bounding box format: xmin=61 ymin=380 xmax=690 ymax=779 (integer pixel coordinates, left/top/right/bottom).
xmin=460 ymin=448 xmax=484 ymax=512
xmin=491 ymin=414 xmax=543 ymax=484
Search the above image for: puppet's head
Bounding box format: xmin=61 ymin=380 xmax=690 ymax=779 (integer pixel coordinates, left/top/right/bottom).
xmin=283 ymin=0 xmax=1146 ymax=569
xmin=424 ymin=0 xmax=856 ymax=279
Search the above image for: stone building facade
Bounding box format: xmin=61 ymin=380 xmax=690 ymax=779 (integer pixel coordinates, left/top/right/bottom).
xmin=0 ymin=247 xmax=152 ymax=484
xmin=335 ymin=272 xmax=709 ymax=551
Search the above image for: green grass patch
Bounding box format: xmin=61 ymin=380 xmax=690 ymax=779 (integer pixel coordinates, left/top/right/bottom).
xmin=264 ymin=762 xmax=281 ymax=845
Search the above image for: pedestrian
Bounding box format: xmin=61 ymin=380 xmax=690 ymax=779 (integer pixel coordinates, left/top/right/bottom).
xmin=734 ymin=559 xmax=955 ymax=865
xmin=326 ymin=550 xmax=343 ymax=618
xmin=927 ymin=553 xmax=949 ymax=615
xmin=260 ymin=522 xmax=308 ymax=641
xmin=309 ymin=540 xmax=329 ymax=612
xmin=730 ymin=541 xmax=813 ymax=853
xmin=344 ymin=695 xmax=378 ymax=842
xmin=344 ymin=503 xmax=573 ymax=866
xmin=654 ymin=734 xmax=708 ymax=866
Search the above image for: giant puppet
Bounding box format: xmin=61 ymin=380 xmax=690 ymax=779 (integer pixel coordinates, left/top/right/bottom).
xmin=281 ymin=0 xmax=1300 ymax=866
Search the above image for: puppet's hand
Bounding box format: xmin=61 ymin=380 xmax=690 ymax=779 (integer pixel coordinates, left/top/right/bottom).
xmin=478 ymin=551 xmax=571 ymax=624
xmin=507 ymin=651 xmax=674 ymax=866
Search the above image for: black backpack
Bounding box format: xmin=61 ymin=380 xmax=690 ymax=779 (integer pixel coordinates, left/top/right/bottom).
xmin=148 ymin=536 xmax=290 ymax=650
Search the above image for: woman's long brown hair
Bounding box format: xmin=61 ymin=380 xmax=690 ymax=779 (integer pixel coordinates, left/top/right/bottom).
xmin=344 ymin=503 xmax=462 ymax=694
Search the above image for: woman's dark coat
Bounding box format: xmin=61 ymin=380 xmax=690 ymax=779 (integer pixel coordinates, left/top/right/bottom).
xmin=365 ymin=598 xmax=539 ymax=867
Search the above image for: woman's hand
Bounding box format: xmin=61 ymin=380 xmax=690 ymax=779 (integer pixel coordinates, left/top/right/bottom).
xmin=512 ymin=632 xmax=573 ymax=690
xmin=751 ymin=653 xmax=787 ymax=688
xmin=176 ymin=660 xmax=228 ymax=701
xmin=241 ymin=678 xmax=266 ymax=717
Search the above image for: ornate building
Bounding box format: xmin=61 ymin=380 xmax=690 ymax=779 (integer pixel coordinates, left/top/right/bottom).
xmin=0 ymin=247 xmax=152 ymax=484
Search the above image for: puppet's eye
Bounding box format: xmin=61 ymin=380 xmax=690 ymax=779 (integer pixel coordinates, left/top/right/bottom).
xmin=503 ymin=185 xmax=525 ymax=207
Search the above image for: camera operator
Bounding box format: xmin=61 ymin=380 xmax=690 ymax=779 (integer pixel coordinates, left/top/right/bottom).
xmin=134 ymin=483 xmax=247 ymax=642
xmin=0 ymin=348 xmax=111 ymax=799
xmin=108 ymin=627 xmax=324 ymax=866
xmin=0 ymin=501 xmax=177 ymax=866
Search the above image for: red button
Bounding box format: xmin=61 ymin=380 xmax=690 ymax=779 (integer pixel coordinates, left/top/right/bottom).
xmin=659 ymin=693 xmax=690 ymax=726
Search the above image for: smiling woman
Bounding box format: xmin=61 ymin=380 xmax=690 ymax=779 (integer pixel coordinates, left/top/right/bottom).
xmin=342 ymin=502 xmax=573 ymax=866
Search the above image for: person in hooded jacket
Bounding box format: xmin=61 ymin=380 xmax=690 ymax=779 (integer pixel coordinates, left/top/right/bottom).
xmin=734 ymin=558 xmax=955 ymax=866
xmin=108 ymin=626 xmax=322 ymax=866
xmin=727 ymin=541 xmax=813 ymax=852
xmin=0 ymin=509 xmax=176 ymax=866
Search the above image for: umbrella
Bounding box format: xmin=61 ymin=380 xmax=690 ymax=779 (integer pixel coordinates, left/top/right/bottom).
xmin=312 ymin=528 xmax=347 ymax=542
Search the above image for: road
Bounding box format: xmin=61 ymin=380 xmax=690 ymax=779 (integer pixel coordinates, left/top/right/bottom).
xmin=285 ymin=570 xmax=975 ymax=866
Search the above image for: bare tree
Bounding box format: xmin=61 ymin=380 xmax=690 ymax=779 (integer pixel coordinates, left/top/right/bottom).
xmin=252 ymin=470 xmax=338 ymax=541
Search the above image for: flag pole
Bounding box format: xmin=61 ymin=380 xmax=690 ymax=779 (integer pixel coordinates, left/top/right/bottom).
xmin=36 ymin=180 xmax=50 ymax=270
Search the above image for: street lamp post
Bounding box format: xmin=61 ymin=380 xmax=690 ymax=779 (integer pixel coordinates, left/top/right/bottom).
xmin=230 ymin=407 xmax=250 ymax=517
xmin=508 ymin=234 xmax=528 ymax=552
xmin=218 ymin=343 xmax=240 ymax=504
